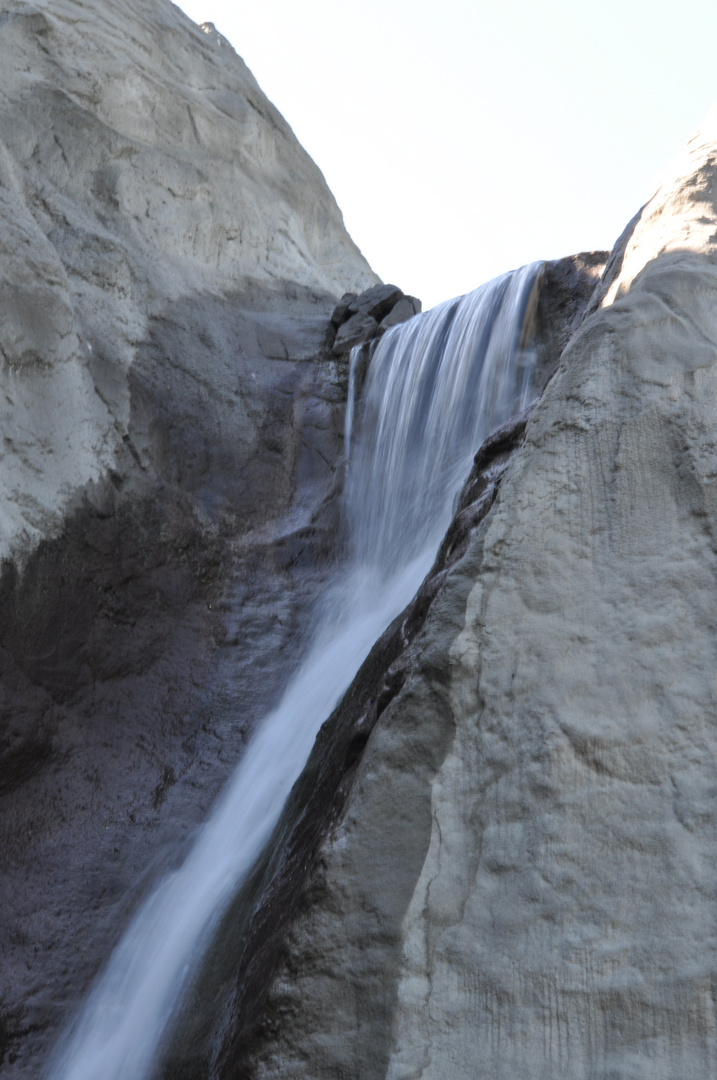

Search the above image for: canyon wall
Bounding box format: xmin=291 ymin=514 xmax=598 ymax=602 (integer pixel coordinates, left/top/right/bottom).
xmin=0 ymin=0 xmax=689 ymax=1077
xmin=229 ymin=117 xmax=717 ymax=1079
xmin=0 ymin=0 xmax=379 ymax=1072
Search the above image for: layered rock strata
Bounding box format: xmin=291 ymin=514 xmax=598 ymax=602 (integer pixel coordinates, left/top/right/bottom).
xmin=229 ymin=117 xmax=717 ymax=1079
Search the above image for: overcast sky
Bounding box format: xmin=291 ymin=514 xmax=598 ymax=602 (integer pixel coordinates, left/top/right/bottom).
xmin=176 ymin=0 xmax=717 ymax=308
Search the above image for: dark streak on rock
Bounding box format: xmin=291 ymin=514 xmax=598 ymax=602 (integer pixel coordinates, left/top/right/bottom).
xmin=182 ymin=409 xmax=536 ymax=1080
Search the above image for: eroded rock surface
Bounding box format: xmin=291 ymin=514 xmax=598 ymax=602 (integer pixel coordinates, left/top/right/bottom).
xmin=0 ymin=0 xmax=378 ymax=564
xmin=231 ymin=116 xmax=717 ymax=1079
xmin=0 ymin=0 xmax=378 ymax=1073
xmin=1 ymin=2 xmax=685 ymax=1078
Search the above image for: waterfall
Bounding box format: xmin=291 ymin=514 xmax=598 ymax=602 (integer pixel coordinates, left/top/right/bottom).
xmin=46 ymin=263 xmax=541 ymax=1080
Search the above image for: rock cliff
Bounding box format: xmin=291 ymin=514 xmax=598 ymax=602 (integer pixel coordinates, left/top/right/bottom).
xmin=3 ymin=0 xmax=701 ymax=1077
xmin=228 ymin=116 xmax=717 ymax=1079
xmin=0 ymin=0 xmax=380 ymax=1072
xmin=0 ymin=0 xmax=379 ymax=565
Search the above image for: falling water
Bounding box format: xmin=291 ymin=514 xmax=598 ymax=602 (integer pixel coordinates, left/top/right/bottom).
xmin=46 ymin=263 xmax=541 ymax=1080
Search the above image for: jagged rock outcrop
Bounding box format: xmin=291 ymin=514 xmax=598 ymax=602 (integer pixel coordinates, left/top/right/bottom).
xmin=330 ymin=285 xmax=422 ymax=355
xmin=226 ymin=116 xmax=717 ymax=1079
xmin=0 ymin=0 xmax=379 ymax=1073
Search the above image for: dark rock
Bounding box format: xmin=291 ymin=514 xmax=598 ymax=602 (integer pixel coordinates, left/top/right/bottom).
xmin=330 ymin=293 xmax=357 ymax=327
xmin=332 ymin=311 xmax=379 ymax=356
xmin=527 ymin=250 xmax=608 ymax=390
xmin=379 ymin=296 xmax=418 ymax=333
xmin=405 ymin=296 xmax=422 ymax=314
xmin=348 ymin=283 xmax=404 ymax=321
xmin=0 ymin=0 xmax=381 ymax=1065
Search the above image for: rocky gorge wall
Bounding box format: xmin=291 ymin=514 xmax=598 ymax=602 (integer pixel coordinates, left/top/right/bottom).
xmin=227 ymin=115 xmax=717 ymax=1079
xmin=0 ymin=0 xmax=381 ymax=1072
xmin=1 ymin=0 xmax=705 ymax=1077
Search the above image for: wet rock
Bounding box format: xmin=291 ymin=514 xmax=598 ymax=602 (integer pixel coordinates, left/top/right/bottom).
xmin=204 ymin=411 xmax=535 ymax=1080
xmin=0 ymin=0 xmax=377 ymax=1075
xmin=528 ymin=250 xmax=608 ymax=389
xmin=155 ymin=257 xmax=608 ymax=1079
xmin=331 ymin=288 xmax=423 ymax=354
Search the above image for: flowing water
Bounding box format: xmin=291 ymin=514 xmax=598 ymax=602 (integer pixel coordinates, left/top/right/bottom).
xmin=47 ymin=263 xmax=541 ymax=1080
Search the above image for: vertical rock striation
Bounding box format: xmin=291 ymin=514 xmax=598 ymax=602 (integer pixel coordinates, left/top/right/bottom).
xmin=234 ymin=114 xmax=717 ymax=1079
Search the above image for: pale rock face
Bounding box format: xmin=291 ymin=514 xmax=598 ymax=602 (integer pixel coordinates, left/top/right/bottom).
xmin=0 ymin=0 xmax=378 ymax=562
xmin=241 ymin=115 xmax=717 ymax=1079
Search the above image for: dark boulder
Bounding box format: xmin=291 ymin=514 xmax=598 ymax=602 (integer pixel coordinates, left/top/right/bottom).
xmin=379 ymin=296 xmax=418 ymax=332
xmin=330 ymin=287 xmax=423 ymax=355
xmin=347 ymin=283 xmax=404 ymax=321
xmin=332 ymin=311 xmax=379 ymax=356
xmin=330 ymin=293 xmax=358 ymax=326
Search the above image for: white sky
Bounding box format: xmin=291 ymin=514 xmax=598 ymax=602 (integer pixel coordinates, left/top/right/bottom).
xmin=175 ymin=0 xmax=717 ymax=308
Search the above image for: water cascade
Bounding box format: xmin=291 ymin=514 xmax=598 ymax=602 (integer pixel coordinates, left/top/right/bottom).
xmin=47 ymin=263 xmax=541 ymax=1080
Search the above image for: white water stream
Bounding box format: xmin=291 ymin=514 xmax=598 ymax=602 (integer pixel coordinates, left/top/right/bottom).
xmin=47 ymin=263 xmax=540 ymax=1080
